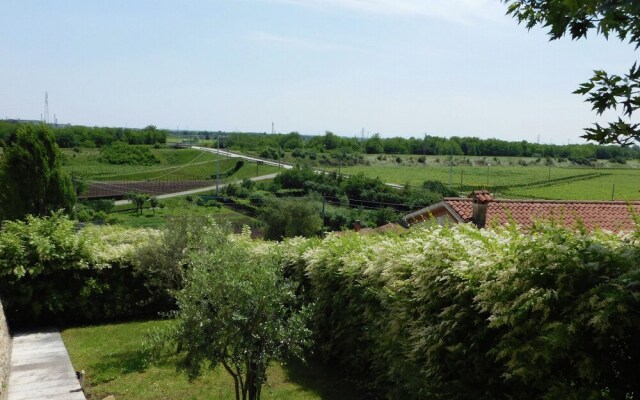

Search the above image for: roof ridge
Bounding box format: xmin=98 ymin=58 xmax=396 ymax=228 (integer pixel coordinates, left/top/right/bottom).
xmin=444 ymin=197 xmax=640 ymax=205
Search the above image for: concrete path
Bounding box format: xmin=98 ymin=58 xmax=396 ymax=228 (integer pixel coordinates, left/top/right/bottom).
xmin=7 ymin=330 xmax=85 ymax=400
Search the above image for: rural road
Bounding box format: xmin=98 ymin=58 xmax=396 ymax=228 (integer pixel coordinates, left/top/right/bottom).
xmin=114 ymin=173 xmax=278 ymax=205
xmin=114 ymin=146 xmax=403 ymax=205
xmin=191 ymin=146 xmax=294 ymax=170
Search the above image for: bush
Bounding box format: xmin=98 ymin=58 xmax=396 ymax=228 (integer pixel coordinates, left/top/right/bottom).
xmin=284 ymin=223 xmax=640 ymax=399
xmin=0 ymin=213 xmax=163 ymax=328
xmin=259 ymin=197 xmax=322 ymax=240
xmin=98 ymin=143 xmax=159 ymax=165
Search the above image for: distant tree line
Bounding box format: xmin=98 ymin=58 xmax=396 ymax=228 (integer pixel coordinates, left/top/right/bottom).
xmin=0 ymin=121 xmax=167 ymax=148
xmin=3 ymin=121 xmax=638 ymax=160
xmin=225 ymin=131 xmax=640 ymax=160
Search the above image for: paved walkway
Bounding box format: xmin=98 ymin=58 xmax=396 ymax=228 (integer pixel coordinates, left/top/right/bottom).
xmin=7 ymin=330 xmax=85 ymax=400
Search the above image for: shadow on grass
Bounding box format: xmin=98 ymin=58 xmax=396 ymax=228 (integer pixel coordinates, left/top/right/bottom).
xmin=283 ymin=358 xmax=374 ymax=400
xmin=88 ymin=349 xmax=152 ymax=384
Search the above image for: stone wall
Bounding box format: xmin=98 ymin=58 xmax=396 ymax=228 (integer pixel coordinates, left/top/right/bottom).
xmin=0 ymin=299 xmax=11 ymax=400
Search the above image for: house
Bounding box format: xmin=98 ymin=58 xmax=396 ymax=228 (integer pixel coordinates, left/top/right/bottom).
xmin=403 ymin=190 xmax=640 ymax=232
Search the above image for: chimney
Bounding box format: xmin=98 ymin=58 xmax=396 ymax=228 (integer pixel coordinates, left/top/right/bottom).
xmin=353 ymin=220 xmax=361 ymax=232
xmin=469 ymin=190 xmax=493 ymax=228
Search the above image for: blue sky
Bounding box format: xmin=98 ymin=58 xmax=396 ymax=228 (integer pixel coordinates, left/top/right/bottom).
xmin=1 ymin=0 xmax=636 ymax=144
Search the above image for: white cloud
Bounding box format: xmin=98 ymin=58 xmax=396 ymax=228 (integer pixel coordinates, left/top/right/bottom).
xmin=259 ymin=0 xmax=504 ymax=23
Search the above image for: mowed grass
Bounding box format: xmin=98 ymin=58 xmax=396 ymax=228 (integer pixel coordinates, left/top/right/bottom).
xmin=336 ymin=163 xmax=640 ymax=201
xmin=110 ymin=198 xmax=259 ymax=229
xmin=62 ymin=320 xmax=358 ymax=400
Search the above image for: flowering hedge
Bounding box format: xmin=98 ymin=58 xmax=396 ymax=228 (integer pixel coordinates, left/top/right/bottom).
xmin=280 ymin=223 xmax=640 ymax=399
xmin=0 ymin=213 xmax=163 ymax=328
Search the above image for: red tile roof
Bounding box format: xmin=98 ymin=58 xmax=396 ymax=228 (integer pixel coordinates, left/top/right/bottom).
xmin=444 ymin=198 xmax=640 ymax=232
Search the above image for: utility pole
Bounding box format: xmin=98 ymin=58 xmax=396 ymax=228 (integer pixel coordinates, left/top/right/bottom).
xmin=216 ymin=136 xmax=220 ymax=197
xmin=423 ymin=133 xmax=427 ymax=167
xmin=611 ymin=184 xmax=616 ymax=201
xmin=44 ymin=92 xmax=49 ymax=124
xmin=448 ymin=152 xmax=453 ymax=191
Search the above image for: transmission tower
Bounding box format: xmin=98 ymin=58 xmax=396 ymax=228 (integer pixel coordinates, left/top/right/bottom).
xmin=43 ymin=92 xmax=49 ymax=123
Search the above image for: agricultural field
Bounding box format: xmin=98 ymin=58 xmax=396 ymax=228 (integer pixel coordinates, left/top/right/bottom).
xmin=334 ymin=155 xmax=640 ymax=201
xmin=62 ymin=147 xmax=281 ymax=181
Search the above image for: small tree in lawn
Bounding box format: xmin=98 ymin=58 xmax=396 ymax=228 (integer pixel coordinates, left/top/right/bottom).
xmin=168 ymin=224 xmax=312 ymax=400
xmin=149 ymin=197 xmax=158 ymax=215
xmin=126 ymin=192 xmax=149 ymax=215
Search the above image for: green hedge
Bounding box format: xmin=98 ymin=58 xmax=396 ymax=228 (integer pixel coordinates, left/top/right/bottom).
xmin=0 ymin=213 xmax=167 ymax=328
xmin=1 ymin=213 xmax=639 ymax=398
xmin=281 ymin=224 xmax=640 ymax=399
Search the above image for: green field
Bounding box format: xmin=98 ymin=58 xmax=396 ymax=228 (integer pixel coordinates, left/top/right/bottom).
xmin=62 ymin=147 xmax=281 ymax=182
xmin=334 ymin=156 xmax=640 ymax=201
xmin=62 ymin=320 xmax=358 ymax=400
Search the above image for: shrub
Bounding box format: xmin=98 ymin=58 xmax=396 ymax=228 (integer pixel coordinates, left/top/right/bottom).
xmin=260 ymin=197 xmax=322 ymax=240
xmin=98 ymin=143 xmax=159 ymax=165
xmin=290 ymin=223 xmax=640 ymax=399
xmin=0 ymin=213 xmax=162 ymax=328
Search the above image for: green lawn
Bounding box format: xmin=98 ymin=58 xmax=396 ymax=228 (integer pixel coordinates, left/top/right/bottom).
xmin=109 ymin=198 xmax=259 ymax=230
xmin=62 ymin=320 xmax=358 ymax=400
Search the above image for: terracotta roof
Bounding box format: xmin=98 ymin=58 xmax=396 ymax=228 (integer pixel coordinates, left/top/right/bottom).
xmin=443 ymin=198 xmax=640 ymax=232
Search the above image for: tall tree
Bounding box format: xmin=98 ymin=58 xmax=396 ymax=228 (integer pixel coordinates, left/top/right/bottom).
xmin=0 ymin=124 xmax=76 ymax=221
xmin=503 ymin=0 xmax=640 ymax=145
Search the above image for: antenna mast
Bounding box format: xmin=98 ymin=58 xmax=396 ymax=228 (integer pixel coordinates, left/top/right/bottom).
xmin=43 ymin=92 xmax=49 ymax=123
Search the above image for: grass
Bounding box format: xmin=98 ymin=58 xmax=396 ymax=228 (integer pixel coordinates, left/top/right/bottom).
xmin=62 ymin=147 xmax=281 ymax=181
xmin=62 ymin=320 xmax=359 ymax=400
xmin=334 ymin=160 xmax=640 ymax=201
xmin=108 ymin=198 xmax=259 ymax=229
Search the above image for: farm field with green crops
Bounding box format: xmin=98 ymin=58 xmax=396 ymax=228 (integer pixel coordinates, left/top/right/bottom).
xmin=62 ymin=147 xmax=281 ymax=181
xmin=335 ymin=162 xmax=640 ymax=201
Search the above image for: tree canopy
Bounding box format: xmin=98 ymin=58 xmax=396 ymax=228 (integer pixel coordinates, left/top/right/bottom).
xmin=163 ymin=223 xmax=312 ymax=400
xmin=0 ymin=124 xmax=76 ymax=221
xmin=503 ymin=0 xmax=640 ymax=145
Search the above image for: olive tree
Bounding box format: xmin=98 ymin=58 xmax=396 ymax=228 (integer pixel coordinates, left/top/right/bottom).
xmin=504 ymin=0 xmax=640 ymax=145
xmin=168 ymin=224 xmax=312 ymax=400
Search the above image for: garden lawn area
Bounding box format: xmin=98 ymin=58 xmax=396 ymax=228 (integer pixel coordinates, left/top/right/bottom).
xmin=110 ymin=198 xmax=258 ymax=229
xmin=62 ymin=320 xmax=358 ymax=400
